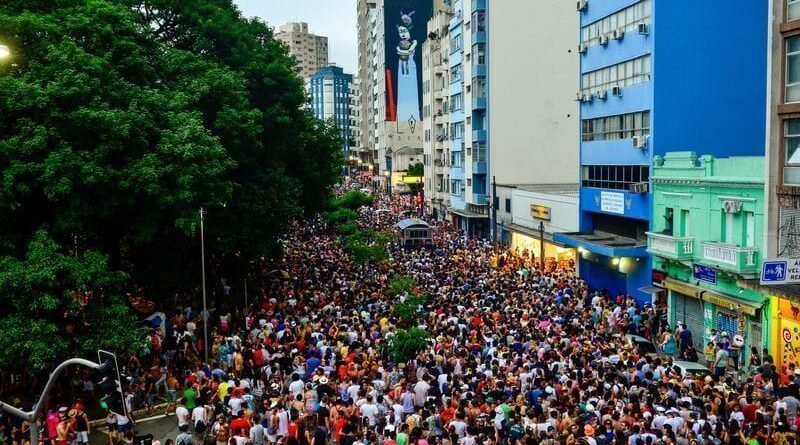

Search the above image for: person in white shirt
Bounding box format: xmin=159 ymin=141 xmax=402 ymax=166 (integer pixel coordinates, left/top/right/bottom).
xmin=228 ymin=394 xmax=244 ymax=417
xmin=360 ymin=396 xmax=380 ymax=426
xmin=289 ymin=374 xmax=305 ymax=398
xmin=191 ymin=404 xmax=208 ymax=433
xmin=176 ymin=399 xmax=190 ymax=429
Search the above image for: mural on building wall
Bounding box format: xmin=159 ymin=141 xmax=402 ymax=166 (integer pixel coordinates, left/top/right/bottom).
xmin=384 ymin=0 xmax=432 ymax=124
xmin=777 ymin=297 xmax=800 ymax=369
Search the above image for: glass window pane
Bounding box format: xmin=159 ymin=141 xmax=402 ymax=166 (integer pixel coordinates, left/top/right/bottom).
xmin=789 ymin=54 xmax=800 ymax=84
xmin=790 ymin=1 xmax=800 ymax=21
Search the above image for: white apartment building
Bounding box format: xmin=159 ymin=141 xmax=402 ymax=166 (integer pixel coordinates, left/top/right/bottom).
xmin=275 ymin=22 xmax=329 ymax=79
xmin=422 ymin=3 xmax=453 ymax=218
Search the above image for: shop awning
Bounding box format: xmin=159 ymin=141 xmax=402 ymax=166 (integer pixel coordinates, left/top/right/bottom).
xmin=637 ymin=285 xmax=664 ymax=295
xmin=662 ymin=278 xmax=761 ymax=317
xmin=553 ymin=231 xmax=647 ymax=258
xmin=450 ymin=208 xmax=489 ymax=219
xmin=737 ymin=279 xmax=800 ymax=302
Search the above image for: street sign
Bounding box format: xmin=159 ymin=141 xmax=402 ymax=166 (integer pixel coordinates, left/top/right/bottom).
xmin=693 ymin=264 xmax=717 ymax=285
xmin=761 ymin=258 xmax=800 ymax=285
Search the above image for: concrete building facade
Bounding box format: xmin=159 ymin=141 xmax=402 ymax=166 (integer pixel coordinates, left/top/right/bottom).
xmin=488 ymin=0 xmax=580 ymax=259
xmin=422 ymin=3 xmax=453 ymax=219
xmin=447 ymin=0 xmax=489 ymax=237
xmin=554 ymin=0 xmax=768 ymax=305
xmin=275 ymin=22 xmax=329 ymax=79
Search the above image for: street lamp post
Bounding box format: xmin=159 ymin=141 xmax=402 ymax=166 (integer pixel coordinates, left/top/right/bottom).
xmin=199 ymin=207 xmax=209 ymax=364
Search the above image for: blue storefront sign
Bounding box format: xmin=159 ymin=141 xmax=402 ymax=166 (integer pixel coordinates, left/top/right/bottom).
xmin=693 ymin=264 xmax=717 ymax=285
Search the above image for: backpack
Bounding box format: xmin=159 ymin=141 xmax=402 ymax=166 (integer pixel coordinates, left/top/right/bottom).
xmin=196 ymin=420 xmax=207 ymax=434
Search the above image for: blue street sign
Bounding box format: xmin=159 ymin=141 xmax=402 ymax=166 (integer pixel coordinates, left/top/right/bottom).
xmin=761 ymin=259 xmax=792 ymax=284
xmin=693 ymin=264 xmax=717 ymax=285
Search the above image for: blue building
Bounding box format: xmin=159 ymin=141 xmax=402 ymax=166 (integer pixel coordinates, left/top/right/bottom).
xmin=553 ymin=0 xmax=767 ymax=304
xmin=309 ymin=65 xmax=353 ymax=155
xmin=448 ymin=0 xmax=489 ymax=237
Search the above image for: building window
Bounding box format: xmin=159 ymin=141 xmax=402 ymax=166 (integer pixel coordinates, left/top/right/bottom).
xmin=581 ymin=0 xmax=651 ymax=48
xmin=449 ymin=34 xmax=463 ymax=53
xmin=790 ymin=0 xmax=800 ymax=21
xmin=450 ymin=64 xmax=463 ymax=84
xmin=789 ymin=36 xmax=800 ymax=103
xmin=785 ymin=119 xmax=800 ymax=184
xmin=505 ymin=199 xmax=511 ymax=213
xmin=451 ymin=93 xmax=463 ymax=111
xmin=581 ymin=111 xmax=650 ymax=142
xmin=581 ymin=165 xmax=649 ymax=190
xmin=581 ymin=55 xmax=651 ymax=96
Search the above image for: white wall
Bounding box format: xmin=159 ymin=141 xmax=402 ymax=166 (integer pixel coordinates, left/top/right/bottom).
xmin=488 ymin=0 xmax=579 ymax=185
xmin=511 ymin=189 xmax=579 ymax=235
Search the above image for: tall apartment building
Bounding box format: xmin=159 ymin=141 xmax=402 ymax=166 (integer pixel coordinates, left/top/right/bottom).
xmin=767 ymin=0 xmax=800 ymax=260
xmin=275 ymin=22 xmax=329 ymax=79
xmin=446 ymin=0 xmax=488 ymax=237
xmin=553 ymin=0 xmax=768 ymax=304
xmin=308 ymin=65 xmax=353 ymax=155
xmin=349 ymin=77 xmax=364 ymax=166
xmin=422 ymin=2 xmax=453 ymax=219
xmin=488 ymin=0 xmax=579 ymax=256
xmin=357 ymin=0 xmax=434 ymax=184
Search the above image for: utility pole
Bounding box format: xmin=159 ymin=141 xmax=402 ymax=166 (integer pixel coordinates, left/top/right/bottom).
xmin=491 ymin=175 xmax=498 ymax=246
xmin=539 ymin=220 xmax=546 ymax=270
xmin=199 ymin=207 xmax=209 ymax=364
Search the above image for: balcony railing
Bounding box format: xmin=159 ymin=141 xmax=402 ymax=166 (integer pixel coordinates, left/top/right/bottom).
xmin=646 ymin=232 xmax=694 ymax=261
xmin=700 ymin=242 xmax=760 ymax=277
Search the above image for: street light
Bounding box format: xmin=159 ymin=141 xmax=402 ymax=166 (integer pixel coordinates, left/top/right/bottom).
xmin=199 ymin=207 xmax=209 ymax=364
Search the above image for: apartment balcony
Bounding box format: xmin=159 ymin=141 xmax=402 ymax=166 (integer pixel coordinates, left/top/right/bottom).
xmin=646 ymin=232 xmax=694 ymax=261
xmin=473 ymin=129 xmax=486 ymax=142
xmin=471 ymin=193 xmax=488 ymax=205
xmin=472 ymin=160 xmax=487 ymax=174
xmin=434 ymin=89 xmax=446 ymax=101
xmin=471 ymin=0 xmax=486 ymax=12
xmin=434 ymin=63 xmax=445 ymax=75
xmin=472 ymin=63 xmax=486 ymax=78
xmin=472 ymin=96 xmax=486 ymax=110
xmin=472 ymin=30 xmax=486 ymax=46
xmin=700 ymin=242 xmax=760 ymax=277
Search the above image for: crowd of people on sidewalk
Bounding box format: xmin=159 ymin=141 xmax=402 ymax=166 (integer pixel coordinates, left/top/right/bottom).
xmin=7 ymin=180 xmax=800 ymax=445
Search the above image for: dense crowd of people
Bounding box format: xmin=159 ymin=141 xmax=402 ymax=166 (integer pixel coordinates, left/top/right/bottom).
xmin=8 ymin=180 xmax=800 ymax=445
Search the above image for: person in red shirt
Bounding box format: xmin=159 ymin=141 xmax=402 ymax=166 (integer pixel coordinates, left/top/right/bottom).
xmin=230 ymin=413 xmax=251 ymax=437
xmin=440 ymin=404 xmax=456 ymax=425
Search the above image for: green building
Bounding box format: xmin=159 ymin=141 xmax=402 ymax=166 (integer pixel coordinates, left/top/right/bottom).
xmin=647 ymin=152 xmax=769 ymax=365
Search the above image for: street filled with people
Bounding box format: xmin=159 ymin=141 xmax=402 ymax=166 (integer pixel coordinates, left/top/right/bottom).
xmin=8 ymin=181 xmax=800 ymax=445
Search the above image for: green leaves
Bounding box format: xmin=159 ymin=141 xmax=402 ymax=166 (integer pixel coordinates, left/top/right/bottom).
xmin=0 ymin=230 xmax=143 ymax=370
xmin=386 ymin=327 xmax=430 ymax=363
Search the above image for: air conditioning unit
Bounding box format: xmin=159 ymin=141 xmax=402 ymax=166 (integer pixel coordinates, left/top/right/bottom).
xmin=629 ymin=182 xmax=649 ymax=194
xmin=600 ymin=35 xmax=610 ymax=46
xmin=632 ymin=135 xmax=648 ymax=149
xmin=582 ymin=93 xmax=594 ymax=103
xmin=612 ymin=86 xmax=622 ymax=96
xmin=578 ymin=43 xmax=588 ymax=53
xmin=638 ymin=23 xmax=650 ymax=35
xmin=597 ymin=90 xmax=608 ymax=100
xmin=613 ymin=29 xmax=625 ymax=40
xmin=723 ymin=200 xmax=743 ymax=214
xmin=577 ymin=0 xmax=588 ymax=12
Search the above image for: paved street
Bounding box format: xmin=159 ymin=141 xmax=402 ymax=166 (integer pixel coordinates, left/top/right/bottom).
xmin=90 ymin=414 xmax=178 ymax=445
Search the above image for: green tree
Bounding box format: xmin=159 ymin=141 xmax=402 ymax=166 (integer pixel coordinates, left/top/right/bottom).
xmin=407 ymin=162 xmax=424 ymax=177
xmin=0 ymin=230 xmax=144 ymax=370
xmin=386 ymin=327 xmax=430 ymax=363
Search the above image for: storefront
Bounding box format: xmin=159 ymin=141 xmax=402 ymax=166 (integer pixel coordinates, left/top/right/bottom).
xmin=503 ymin=186 xmax=579 ymax=272
xmin=507 ymin=225 xmax=576 ymax=271
xmin=662 ymin=277 xmax=765 ymax=366
xmin=773 ymin=296 xmax=800 ymax=370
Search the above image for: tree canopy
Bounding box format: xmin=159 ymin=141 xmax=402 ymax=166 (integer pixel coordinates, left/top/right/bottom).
xmin=0 ymin=0 xmax=343 ymax=370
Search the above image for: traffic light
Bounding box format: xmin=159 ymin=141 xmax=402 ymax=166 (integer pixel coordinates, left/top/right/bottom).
xmin=96 ymin=350 xmax=127 ymax=417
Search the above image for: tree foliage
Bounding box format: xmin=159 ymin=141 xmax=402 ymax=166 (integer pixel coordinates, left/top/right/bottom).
xmin=386 ymin=327 xmax=430 ymax=363
xmin=0 ymin=0 xmax=344 ymax=369
xmin=407 ymin=162 xmax=424 ymax=177
xmin=0 ymin=230 xmax=144 ymax=370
